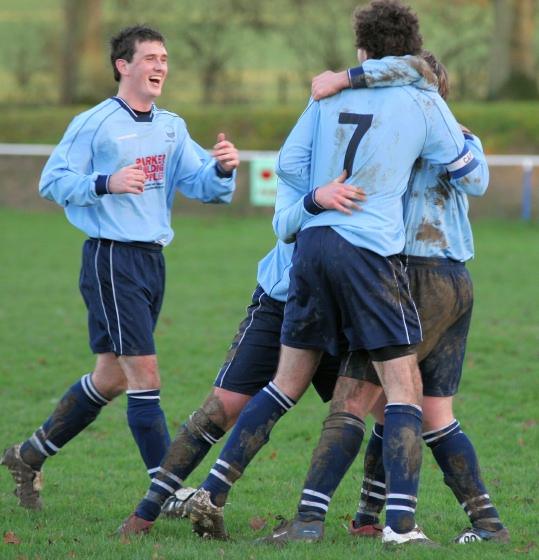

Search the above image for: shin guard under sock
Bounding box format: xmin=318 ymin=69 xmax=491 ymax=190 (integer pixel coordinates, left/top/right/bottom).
xmin=127 ymin=389 xmax=171 ymax=478
xmin=298 ymin=412 xmax=366 ymax=521
xmin=136 ymin=409 xmax=225 ymax=521
xmin=201 ymin=382 xmax=295 ymax=507
xmin=383 ymin=403 xmax=423 ymax=534
xmin=20 ymin=374 xmax=109 ymax=470
xmin=355 ymin=422 xmax=385 ymax=527
xmin=424 ymin=420 xmax=504 ymax=532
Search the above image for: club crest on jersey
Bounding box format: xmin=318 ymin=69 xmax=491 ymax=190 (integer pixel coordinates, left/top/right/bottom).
xmin=164 ymin=125 xmax=175 ymax=141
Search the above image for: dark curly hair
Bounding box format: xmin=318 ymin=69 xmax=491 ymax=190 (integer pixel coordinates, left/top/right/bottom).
xmin=109 ymin=24 xmax=166 ymax=83
xmin=353 ymin=0 xmax=423 ymax=59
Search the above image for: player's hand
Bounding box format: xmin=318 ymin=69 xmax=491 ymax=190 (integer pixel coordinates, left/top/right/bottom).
xmin=108 ymin=164 xmax=147 ymax=194
xmin=212 ymin=133 xmax=240 ymax=172
xmin=312 ymin=71 xmax=350 ymax=101
xmin=458 ymin=123 xmax=472 ymax=134
xmin=314 ymin=170 xmax=366 ymax=214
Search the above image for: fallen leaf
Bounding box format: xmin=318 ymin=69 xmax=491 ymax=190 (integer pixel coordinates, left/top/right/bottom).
xmin=4 ymin=532 xmax=21 ymax=544
xmin=515 ymin=540 xmax=536 ymax=553
xmin=249 ymin=516 xmax=267 ymax=531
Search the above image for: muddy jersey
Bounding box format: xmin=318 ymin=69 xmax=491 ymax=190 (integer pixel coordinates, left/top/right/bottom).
xmin=39 ymin=97 xmax=235 ymax=246
xmin=273 ymin=60 xmax=482 ymax=257
xmin=349 ymin=57 xmax=488 ymax=261
xmin=402 ymin=133 xmax=486 ymax=261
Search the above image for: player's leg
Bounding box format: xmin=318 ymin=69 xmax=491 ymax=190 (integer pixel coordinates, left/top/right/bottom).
xmin=185 ymin=345 xmax=322 ymax=540
xmin=117 ymin=286 xmax=289 ymax=534
xmin=0 ymin=238 xmax=138 ymax=510
xmin=1 ymin=353 xmax=125 ymax=510
xmin=350 ymin=392 xmax=386 ymax=537
xmin=415 ymin=260 xmax=509 ymax=544
xmin=118 ymin=353 xmax=171 ymax=478
xmin=372 ymin=350 xmax=441 ymax=547
xmin=123 ymin=387 xmax=249 ymax=526
xmin=294 ymin=355 xmax=382 ymax=524
xmin=91 ymin=239 xmax=172 ymax=480
xmin=257 ymin=363 xmax=382 ymax=545
xmin=422 ymin=396 xmax=510 ymax=544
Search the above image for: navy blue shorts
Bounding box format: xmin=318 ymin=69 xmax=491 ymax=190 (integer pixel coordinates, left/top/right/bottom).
xmin=281 ymin=227 xmax=422 ymax=356
xmin=346 ymin=256 xmax=473 ymax=396
xmin=79 ymin=238 xmax=165 ymax=356
xmin=403 ymin=256 xmax=473 ymax=397
xmin=213 ymin=285 xmax=340 ymax=402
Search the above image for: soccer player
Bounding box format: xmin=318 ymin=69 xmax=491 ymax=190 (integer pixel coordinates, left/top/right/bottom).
xmin=0 ymin=24 xmax=239 ymax=510
xmin=116 ymin=231 xmax=382 ymax=537
xmin=257 ymin=51 xmax=509 ymax=546
xmin=115 ymin=51 xmax=438 ymax=541
xmin=181 ymin=0 xmax=485 ymax=547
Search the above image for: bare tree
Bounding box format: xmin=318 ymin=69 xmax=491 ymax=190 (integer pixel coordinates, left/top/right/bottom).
xmin=61 ymin=0 xmax=106 ymax=105
xmin=488 ymin=0 xmax=538 ymax=99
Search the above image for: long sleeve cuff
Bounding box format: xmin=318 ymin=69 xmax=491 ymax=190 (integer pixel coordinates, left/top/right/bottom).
xmin=215 ymin=162 xmax=233 ymax=178
xmin=303 ymin=189 xmax=326 ymax=215
xmin=95 ymin=174 xmax=110 ymax=196
xmin=348 ymin=66 xmax=368 ymax=89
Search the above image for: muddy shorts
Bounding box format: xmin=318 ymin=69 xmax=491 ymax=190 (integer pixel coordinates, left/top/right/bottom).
xmin=402 ymin=255 xmax=473 ymax=397
xmin=79 ymin=238 xmax=165 ymax=356
xmin=213 ymin=284 xmax=340 ymax=402
xmin=331 ymin=256 xmax=472 ymax=396
xmin=281 ymin=227 xmax=422 ymax=356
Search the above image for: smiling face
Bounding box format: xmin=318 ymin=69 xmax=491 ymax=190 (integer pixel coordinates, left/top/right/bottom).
xmin=116 ymin=40 xmax=168 ymax=111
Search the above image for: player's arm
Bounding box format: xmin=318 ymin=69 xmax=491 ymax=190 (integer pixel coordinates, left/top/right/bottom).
xmin=273 ymin=172 xmax=367 ymax=244
xmin=39 ymin=117 xmax=113 ymax=207
xmin=312 ymin=56 xmax=436 ymax=101
xmin=446 ymin=129 xmax=489 ymax=197
xmin=170 ymin=130 xmax=237 ymax=205
xmin=422 ymin=102 xmax=488 ymax=196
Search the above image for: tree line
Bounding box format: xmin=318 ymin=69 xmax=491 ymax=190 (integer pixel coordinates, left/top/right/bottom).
xmin=3 ymin=0 xmax=538 ymax=106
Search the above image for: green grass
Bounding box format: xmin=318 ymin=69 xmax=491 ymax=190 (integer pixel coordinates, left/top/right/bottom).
xmin=0 ymin=209 xmax=538 ymax=559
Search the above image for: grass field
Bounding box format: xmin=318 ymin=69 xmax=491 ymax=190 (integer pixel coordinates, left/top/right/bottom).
xmin=0 ymin=208 xmax=538 ymax=559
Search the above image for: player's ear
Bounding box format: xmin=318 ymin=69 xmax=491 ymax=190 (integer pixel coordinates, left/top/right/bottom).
xmin=116 ymin=59 xmax=128 ymax=78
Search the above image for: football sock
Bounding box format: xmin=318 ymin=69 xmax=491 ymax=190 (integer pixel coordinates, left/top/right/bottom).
xmin=127 ymin=389 xmax=171 ymax=478
xmin=20 ymin=374 xmax=109 ymax=471
xmin=297 ymin=413 xmax=366 ymax=521
xmin=136 ymin=409 xmax=226 ymax=522
xmin=200 ymin=381 xmax=296 ymax=507
xmin=424 ymin=420 xmax=504 ymax=532
xmin=355 ymin=422 xmax=385 ymax=527
xmin=383 ymin=403 xmax=423 ymax=534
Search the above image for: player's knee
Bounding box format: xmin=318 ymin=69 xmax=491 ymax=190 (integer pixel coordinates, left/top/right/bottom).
xmin=186 ymin=408 xmax=226 ymax=442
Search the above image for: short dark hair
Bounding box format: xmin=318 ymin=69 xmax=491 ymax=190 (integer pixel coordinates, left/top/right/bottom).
xmin=353 ymin=0 xmax=423 ymax=59
xmin=109 ymin=24 xmax=166 ymax=82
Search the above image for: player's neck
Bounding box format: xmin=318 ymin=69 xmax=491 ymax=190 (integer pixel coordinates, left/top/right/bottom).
xmin=116 ymin=90 xmax=155 ymax=113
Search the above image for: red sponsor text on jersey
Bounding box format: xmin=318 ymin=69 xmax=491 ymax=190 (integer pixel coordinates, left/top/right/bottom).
xmin=136 ymin=154 xmax=166 ymax=182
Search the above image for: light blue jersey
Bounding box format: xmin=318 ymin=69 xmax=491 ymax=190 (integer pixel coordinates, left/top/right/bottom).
xmin=349 ymin=56 xmax=489 ymax=261
xmin=256 ymin=56 xmax=483 ymax=302
xmin=39 ymin=97 xmax=236 ymax=246
xmin=256 ymin=241 xmax=294 ymax=302
xmin=257 ymin=58 xmax=429 ymax=301
xmin=273 ymin=65 xmax=482 ymax=257
xmin=403 ymin=133 xmax=487 ymax=261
